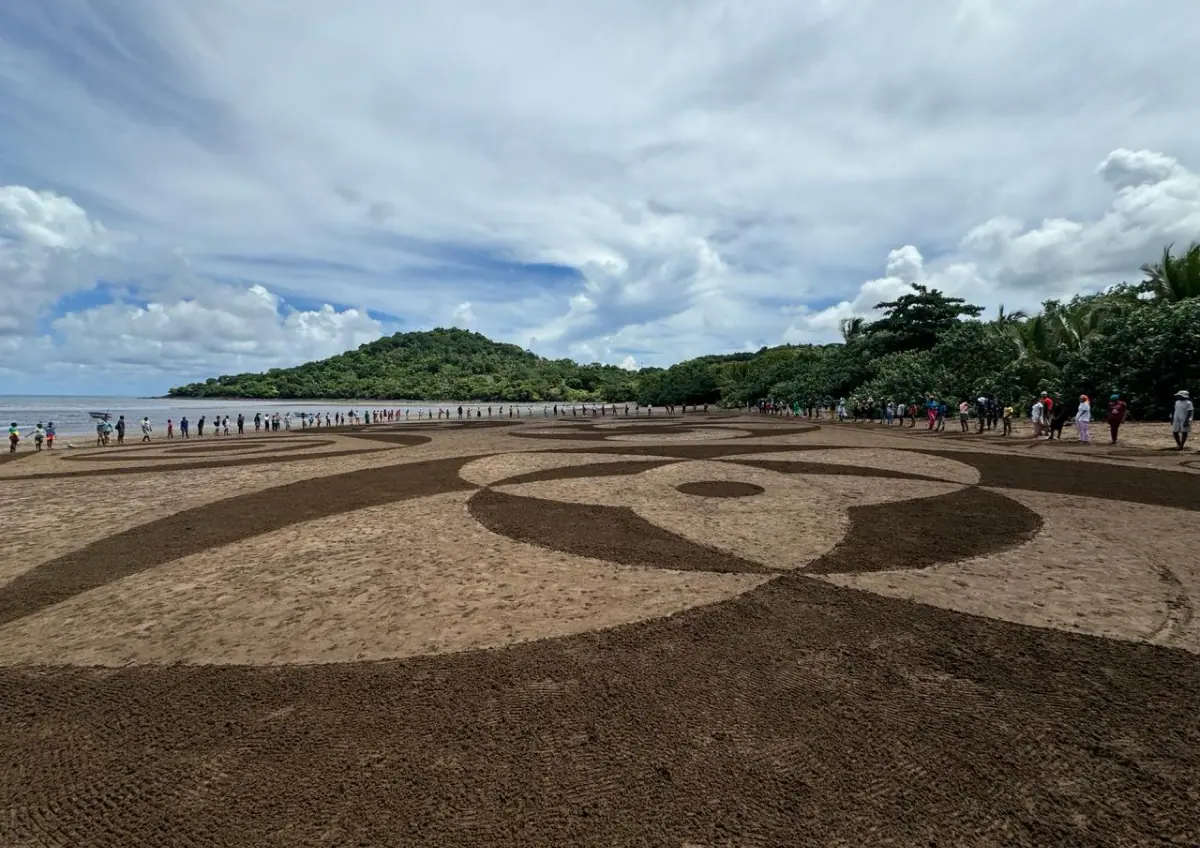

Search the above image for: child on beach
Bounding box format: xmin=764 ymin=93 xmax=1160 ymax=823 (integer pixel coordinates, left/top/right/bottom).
xmin=8 ymin=422 xmax=19 ymax=453
xmin=45 ymin=421 xmax=55 ymax=449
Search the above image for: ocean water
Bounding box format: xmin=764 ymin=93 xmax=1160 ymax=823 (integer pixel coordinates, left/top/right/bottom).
xmin=0 ymin=396 xmax=534 ymax=437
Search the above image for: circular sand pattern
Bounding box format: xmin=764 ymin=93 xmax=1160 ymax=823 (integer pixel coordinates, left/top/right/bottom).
xmin=2 ymin=437 xmax=1200 ymax=844
xmin=2 ymin=432 xmax=429 ymax=480
xmin=472 ymin=453 xmax=1005 ymax=575
xmin=60 ymin=438 xmax=337 ymax=462
xmin=676 ymin=480 xmax=764 ymax=498
xmin=603 ymin=427 xmax=750 ymax=442
xmin=511 ymin=421 xmax=821 ymax=444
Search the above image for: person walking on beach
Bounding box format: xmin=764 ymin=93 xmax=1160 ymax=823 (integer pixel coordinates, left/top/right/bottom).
xmin=237 ymin=413 xmax=245 ymax=435
xmin=1172 ymin=390 xmax=1193 ymax=450
xmin=102 ymin=419 xmax=113 ymax=445
xmin=141 ymin=417 xmax=152 ymax=442
xmin=1074 ymin=395 xmax=1091 ymax=444
xmin=9 ymin=422 xmax=21 ymax=453
xmin=115 ymin=415 xmax=126 ymax=445
xmin=45 ymin=421 xmax=55 ymax=449
xmin=197 ymin=416 xmax=206 ymax=437
xmin=30 ymin=423 xmax=45 ymax=451
xmin=95 ymin=419 xmax=105 ymax=447
xmin=1107 ymin=394 xmax=1128 ymax=444
xmin=1048 ymin=402 xmax=1068 ymax=440
xmin=180 ymin=416 xmax=189 ymax=438
xmin=222 ymin=416 xmax=231 ymax=436
xmin=166 ymin=419 xmax=174 ymax=439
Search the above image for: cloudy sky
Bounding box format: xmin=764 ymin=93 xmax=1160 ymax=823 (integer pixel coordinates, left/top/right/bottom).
xmin=2 ymin=0 xmax=1200 ymax=395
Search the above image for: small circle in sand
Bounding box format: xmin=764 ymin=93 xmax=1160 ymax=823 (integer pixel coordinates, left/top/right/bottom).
xmin=605 ymin=428 xmax=749 ymax=442
xmin=676 ymin=481 xmax=765 ymax=499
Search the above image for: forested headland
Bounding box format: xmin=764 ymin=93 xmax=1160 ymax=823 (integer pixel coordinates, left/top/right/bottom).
xmin=168 ymin=242 xmax=1200 ymax=418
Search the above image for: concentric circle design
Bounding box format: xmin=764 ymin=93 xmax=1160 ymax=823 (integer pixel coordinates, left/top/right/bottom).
xmin=2 ymin=418 xmax=1199 ymax=846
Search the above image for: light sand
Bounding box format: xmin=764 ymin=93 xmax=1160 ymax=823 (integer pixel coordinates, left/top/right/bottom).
xmin=819 ymin=488 xmax=1200 ymax=654
xmin=458 ymin=451 xmax=669 ymax=487
xmin=717 ymin=448 xmax=982 ymax=484
xmin=2 ymin=417 xmax=1197 ymax=668
xmin=0 ymin=492 xmax=768 ymax=666
xmin=603 ymin=428 xmax=750 ymax=442
xmin=495 ymin=458 xmax=962 ymax=570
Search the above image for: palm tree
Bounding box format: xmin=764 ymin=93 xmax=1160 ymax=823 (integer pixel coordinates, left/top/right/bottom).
xmin=1051 ymin=302 xmax=1106 ymax=354
xmin=1139 ymin=241 xmax=1200 ymax=302
xmin=993 ymin=304 xmax=1028 ymax=324
xmin=988 ymin=304 xmax=1027 ymax=343
xmin=839 ymin=316 xmax=866 ymax=343
xmin=1004 ymin=314 xmax=1060 ymax=375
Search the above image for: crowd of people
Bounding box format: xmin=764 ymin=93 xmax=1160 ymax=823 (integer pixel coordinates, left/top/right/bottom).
xmin=754 ymin=390 xmax=1195 ymax=449
xmin=7 ymin=402 xmax=675 ymax=452
xmin=7 ymin=393 xmax=1195 ymax=452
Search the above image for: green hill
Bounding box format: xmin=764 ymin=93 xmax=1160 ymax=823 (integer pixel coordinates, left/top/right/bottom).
xmin=166 ymin=328 xmax=640 ymax=402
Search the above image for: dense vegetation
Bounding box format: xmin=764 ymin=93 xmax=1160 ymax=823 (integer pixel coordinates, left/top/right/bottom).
xmin=170 ymin=242 xmax=1200 ymax=418
xmin=168 ymin=328 xmax=640 ymax=403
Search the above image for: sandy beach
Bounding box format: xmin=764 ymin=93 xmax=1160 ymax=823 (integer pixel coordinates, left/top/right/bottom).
xmin=1 ymin=413 xmax=1198 ymax=846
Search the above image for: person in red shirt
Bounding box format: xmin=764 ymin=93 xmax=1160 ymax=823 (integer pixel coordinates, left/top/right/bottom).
xmin=1107 ymin=393 xmax=1128 ymax=443
xmin=1040 ymin=392 xmax=1054 ymax=438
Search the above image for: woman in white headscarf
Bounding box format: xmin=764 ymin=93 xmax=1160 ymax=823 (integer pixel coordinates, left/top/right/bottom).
xmin=1172 ymin=390 xmax=1193 ymax=451
xmin=1074 ymin=395 xmax=1091 ymax=444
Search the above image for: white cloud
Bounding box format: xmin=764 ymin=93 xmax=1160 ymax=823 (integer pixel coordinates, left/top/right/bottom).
xmin=784 ymin=148 xmax=1200 ymax=341
xmin=0 ymin=186 xmax=122 ymax=337
xmin=0 ymin=186 xmax=381 ymax=389
xmin=450 ymin=301 xmax=476 ymax=327
xmin=1 ymin=1 xmax=1200 ymax=391
xmin=49 ymin=284 xmax=382 ymax=378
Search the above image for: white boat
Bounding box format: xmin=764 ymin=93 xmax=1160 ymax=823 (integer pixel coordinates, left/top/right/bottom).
xmin=88 ymin=411 xmax=111 ymax=421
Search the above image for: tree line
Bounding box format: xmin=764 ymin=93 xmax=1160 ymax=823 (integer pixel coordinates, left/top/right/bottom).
xmin=635 ymin=241 xmax=1200 ymax=419
xmin=170 ymin=242 xmax=1200 ymax=418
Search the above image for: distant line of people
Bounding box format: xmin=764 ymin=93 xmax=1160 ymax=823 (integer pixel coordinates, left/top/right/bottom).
xmin=754 ymin=389 xmax=1193 ymax=449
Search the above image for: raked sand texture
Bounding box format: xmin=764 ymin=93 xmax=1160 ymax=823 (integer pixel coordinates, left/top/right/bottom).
xmin=1 ymin=414 xmax=1198 ymax=847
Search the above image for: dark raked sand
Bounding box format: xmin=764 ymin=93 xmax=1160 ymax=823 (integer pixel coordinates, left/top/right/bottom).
xmin=1 ymin=416 xmax=1198 ymax=847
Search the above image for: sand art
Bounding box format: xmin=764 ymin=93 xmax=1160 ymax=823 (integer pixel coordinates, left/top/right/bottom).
xmin=1 ymin=414 xmax=1198 ymax=846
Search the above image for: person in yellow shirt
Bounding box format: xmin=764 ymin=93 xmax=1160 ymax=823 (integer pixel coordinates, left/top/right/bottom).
xmin=1002 ymin=405 xmax=1014 ymax=436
